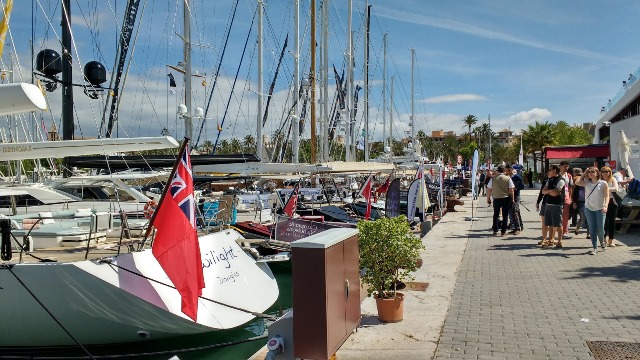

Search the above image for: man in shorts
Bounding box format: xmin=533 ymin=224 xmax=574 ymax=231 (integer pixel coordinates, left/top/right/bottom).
xmin=542 ymin=165 xmax=566 ymax=247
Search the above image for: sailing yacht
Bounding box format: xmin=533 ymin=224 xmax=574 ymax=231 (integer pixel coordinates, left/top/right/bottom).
xmin=0 ymin=1 xmax=280 ymax=354
xmin=0 ymin=81 xmax=280 ymax=354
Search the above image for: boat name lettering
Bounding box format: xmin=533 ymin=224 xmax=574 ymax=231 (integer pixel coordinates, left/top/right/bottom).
xmin=202 ymin=246 xmax=239 ymax=269
xmin=217 ymin=271 xmax=240 ymax=284
xmin=2 ymin=146 xmax=32 ymax=153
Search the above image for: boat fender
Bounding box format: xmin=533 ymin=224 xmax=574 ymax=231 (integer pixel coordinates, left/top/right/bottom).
xmin=143 ymin=200 xmax=157 ymax=219
xmin=0 ymin=218 xmax=12 ymax=261
xmin=265 ymin=336 xmax=284 ymax=360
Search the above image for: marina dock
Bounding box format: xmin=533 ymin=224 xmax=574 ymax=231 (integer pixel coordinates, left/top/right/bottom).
xmin=254 ymin=186 xmax=640 ymax=359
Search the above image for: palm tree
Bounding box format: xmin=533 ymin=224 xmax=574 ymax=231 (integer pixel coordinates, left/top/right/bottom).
xmin=523 ymin=121 xmax=557 ymax=175
xmin=462 ymin=114 xmax=478 ymax=141
xmin=242 ymin=134 xmax=256 ymax=153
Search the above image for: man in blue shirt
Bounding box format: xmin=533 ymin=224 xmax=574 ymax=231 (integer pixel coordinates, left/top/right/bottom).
xmin=506 ymin=164 xmax=525 ymax=234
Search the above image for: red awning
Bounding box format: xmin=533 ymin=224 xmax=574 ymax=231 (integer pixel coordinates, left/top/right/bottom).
xmin=545 ymin=145 xmax=610 ymax=159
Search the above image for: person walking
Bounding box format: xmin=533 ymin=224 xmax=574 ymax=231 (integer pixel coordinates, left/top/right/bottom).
xmin=600 ymin=166 xmax=619 ymax=247
xmin=487 ymin=165 xmax=515 ymax=236
xmin=479 ymin=171 xmax=486 ymax=196
xmin=559 ymin=161 xmax=574 ymax=239
xmin=575 ymin=167 xmax=609 ymax=254
xmin=571 ymin=168 xmax=588 ymax=237
xmin=536 ymin=176 xmax=550 ymax=245
xmin=541 ymin=165 xmax=566 ymax=248
xmin=506 ymin=164 xmax=525 ymax=234
xmin=527 ymin=169 xmax=534 ymax=188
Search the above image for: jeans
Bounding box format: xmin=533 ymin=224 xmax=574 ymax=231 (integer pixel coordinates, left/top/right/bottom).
xmin=492 ymin=197 xmax=511 ymax=234
xmin=584 ymin=207 xmax=605 ymax=249
xmin=604 ymin=201 xmax=618 ymax=240
xmin=508 ymin=197 xmax=522 ymax=231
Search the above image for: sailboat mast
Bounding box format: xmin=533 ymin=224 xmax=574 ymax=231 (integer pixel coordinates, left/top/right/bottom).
xmin=390 ymin=76 xmax=394 ymax=151
xmin=382 ymin=32 xmax=387 ymax=152
xmin=322 ymin=0 xmax=330 ymax=161
xmin=184 ymin=0 xmax=193 ymax=140
xmin=345 ymin=0 xmax=352 ymax=162
xmin=61 ymin=0 xmax=73 ymax=142
xmin=310 ymin=0 xmax=317 ymax=163
xmin=488 ymin=114 xmax=492 ymax=164
xmin=411 ymin=48 xmax=415 ymax=143
xmin=364 ymin=3 xmax=370 ymax=161
xmin=292 ymin=0 xmax=300 ymax=163
xmin=257 ymin=0 xmax=264 ymax=161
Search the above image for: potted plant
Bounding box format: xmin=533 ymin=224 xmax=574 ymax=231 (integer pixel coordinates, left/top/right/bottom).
xmin=357 ymin=215 xmax=425 ymax=323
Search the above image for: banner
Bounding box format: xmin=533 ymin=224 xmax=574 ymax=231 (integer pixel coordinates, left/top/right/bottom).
xmin=406 ymin=179 xmax=420 ymax=221
xmin=471 ymin=149 xmax=479 ymax=198
xmin=438 ymin=165 xmax=444 ymax=210
xmin=385 ymin=178 xmax=401 ymax=218
xmin=518 ymin=134 xmax=524 ymax=165
xmin=275 ymin=217 xmax=337 ymax=243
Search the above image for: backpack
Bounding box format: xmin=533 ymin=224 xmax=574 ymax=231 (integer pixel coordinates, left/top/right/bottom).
xmin=628 ymin=178 xmax=640 ymax=200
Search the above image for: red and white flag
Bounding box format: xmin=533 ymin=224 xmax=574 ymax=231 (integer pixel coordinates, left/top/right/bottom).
xmin=375 ymin=176 xmax=391 ymax=196
xmin=283 ymin=185 xmax=299 ymax=217
xmin=358 ymin=175 xmax=374 ymax=220
xmin=415 ymin=161 xmax=424 ymax=180
xmin=152 ymin=145 xmax=204 ymax=321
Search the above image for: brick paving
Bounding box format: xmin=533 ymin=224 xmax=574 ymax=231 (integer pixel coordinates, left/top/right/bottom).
xmin=433 ymin=188 xmax=640 ymax=359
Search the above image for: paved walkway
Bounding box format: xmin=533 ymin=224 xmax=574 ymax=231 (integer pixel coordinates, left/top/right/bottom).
xmin=337 ymin=187 xmax=640 ymax=360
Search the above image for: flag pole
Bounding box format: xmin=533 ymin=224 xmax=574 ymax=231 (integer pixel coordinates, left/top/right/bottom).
xmin=144 ymin=137 xmax=191 ymax=240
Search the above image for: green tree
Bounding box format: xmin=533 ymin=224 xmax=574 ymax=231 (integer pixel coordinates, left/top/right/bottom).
xmin=523 ymin=121 xmax=557 ymax=174
xmin=462 ymin=114 xmax=478 ymax=141
xmin=242 ymin=134 xmax=256 ymax=153
xmin=553 ymin=121 xmax=592 ymax=145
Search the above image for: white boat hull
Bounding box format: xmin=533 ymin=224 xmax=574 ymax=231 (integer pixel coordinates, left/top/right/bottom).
xmin=0 ymin=229 xmax=278 ymax=349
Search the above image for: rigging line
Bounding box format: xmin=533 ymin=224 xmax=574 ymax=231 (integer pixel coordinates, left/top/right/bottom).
xmin=262 ymin=34 xmax=288 ymax=127
xmin=262 ymin=9 xmax=294 ymax=89
xmin=0 ymin=335 xmax=270 ymax=359
xmin=211 ymin=8 xmax=257 ymax=155
xmin=5 ymin=266 xmax=96 ymax=359
xmin=72 ymin=0 xmax=108 ymax=65
xmin=194 ymin=0 xmax=239 ymax=149
xmin=114 ymin=0 xmax=149 ymax=132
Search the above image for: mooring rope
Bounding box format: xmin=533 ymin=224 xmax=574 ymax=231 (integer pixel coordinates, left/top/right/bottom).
xmin=101 ymin=259 xmax=277 ymax=321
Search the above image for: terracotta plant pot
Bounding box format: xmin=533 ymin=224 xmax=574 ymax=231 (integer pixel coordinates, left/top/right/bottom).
xmin=375 ymin=292 xmax=404 ymax=323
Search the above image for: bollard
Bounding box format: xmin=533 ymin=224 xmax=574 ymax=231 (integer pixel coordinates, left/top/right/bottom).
xmin=420 ymin=219 xmax=432 ymax=237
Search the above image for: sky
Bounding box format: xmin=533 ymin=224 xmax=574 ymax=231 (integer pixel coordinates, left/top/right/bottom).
xmin=2 ymin=0 xmax=640 ymax=146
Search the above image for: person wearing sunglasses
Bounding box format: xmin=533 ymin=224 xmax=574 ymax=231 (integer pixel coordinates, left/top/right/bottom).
xmin=575 ymin=167 xmax=609 ymax=254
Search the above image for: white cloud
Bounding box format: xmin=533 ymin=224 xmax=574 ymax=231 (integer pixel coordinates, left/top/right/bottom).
xmin=420 ymin=94 xmax=488 ymax=104
xmin=508 ymin=108 xmax=552 ymax=124
xmin=375 ymin=6 xmax=621 ymax=63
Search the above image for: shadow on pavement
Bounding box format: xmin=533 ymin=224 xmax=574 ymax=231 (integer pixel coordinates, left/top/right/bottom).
xmin=566 ymin=259 xmax=640 ymax=282
xmin=359 ymin=315 xmax=383 ymax=328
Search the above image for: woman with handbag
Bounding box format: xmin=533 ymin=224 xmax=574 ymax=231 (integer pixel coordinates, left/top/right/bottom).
xmin=575 ymin=167 xmax=609 ymax=254
xmin=600 ymin=166 xmax=620 ymax=247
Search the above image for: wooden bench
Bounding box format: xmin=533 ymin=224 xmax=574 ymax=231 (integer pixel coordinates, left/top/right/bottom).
xmin=616 ymin=200 xmax=640 ymax=235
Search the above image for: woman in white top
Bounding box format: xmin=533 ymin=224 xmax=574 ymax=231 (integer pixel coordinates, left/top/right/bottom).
xmin=575 ymin=167 xmax=609 ymax=254
xmin=600 ymin=166 xmax=619 ymax=247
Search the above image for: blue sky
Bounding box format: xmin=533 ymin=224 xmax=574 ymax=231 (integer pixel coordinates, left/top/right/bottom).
xmin=2 ymin=0 xmax=640 ymax=143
